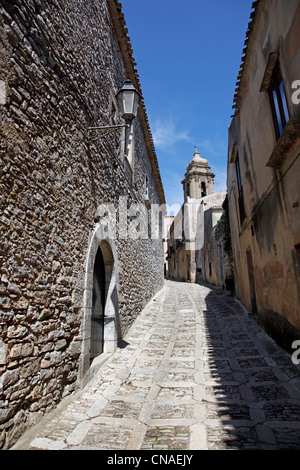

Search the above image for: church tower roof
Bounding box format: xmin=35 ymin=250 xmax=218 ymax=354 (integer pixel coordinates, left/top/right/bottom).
xmin=186 ymin=147 xmax=208 ymax=170
xmin=182 ymin=147 xmax=215 ymax=201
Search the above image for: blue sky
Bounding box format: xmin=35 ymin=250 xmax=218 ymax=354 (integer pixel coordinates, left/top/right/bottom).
xmin=121 ymin=0 xmax=254 ymax=209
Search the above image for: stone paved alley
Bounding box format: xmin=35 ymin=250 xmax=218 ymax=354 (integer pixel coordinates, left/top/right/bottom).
xmin=12 ymin=281 xmax=300 ymax=450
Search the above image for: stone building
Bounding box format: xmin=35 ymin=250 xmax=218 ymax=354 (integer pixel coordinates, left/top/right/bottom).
xmin=202 ymin=195 xmax=234 ymax=290
xmin=194 ymin=190 xmax=227 ymax=285
xmin=0 ymin=0 xmax=165 ymax=448
xmin=227 ymin=0 xmax=300 ymax=350
xmin=203 ymin=206 xmax=225 ymax=286
xmin=167 ymin=148 xmax=227 ymax=284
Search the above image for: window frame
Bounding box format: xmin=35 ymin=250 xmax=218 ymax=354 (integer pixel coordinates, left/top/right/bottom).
xmin=186 ymin=181 xmax=190 ymax=198
xmin=235 ymin=153 xmax=246 ymax=224
xmin=268 ymin=63 xmax=290 ymax=140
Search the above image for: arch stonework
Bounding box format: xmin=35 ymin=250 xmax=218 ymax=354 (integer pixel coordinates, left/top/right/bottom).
xmin=79 ymin=225 xmax=120 ymax=381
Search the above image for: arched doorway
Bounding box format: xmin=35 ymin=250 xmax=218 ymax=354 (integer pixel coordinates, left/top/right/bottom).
xmin=79 ymin=228 xmax=120 ymax=382
xmin=91 ymin=246 xmax=106 ymax=360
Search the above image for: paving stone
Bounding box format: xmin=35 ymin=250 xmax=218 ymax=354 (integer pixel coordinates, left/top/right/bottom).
xmin=205 ymin=384 xmax=242 ymax=401
xmin=66 ymin=421 xmax=94 ymax=446
xmin=12 ymin=280 xmax=300 ymax=450
xmin=158 ymin=386 xmax=195 ymax=400
xmin=78 ymin=422 xmax=133 ymax=450
xmin=29 ymin=438 xmax=67 ymax=450
xmin=206 ymin=425 xmax=258 ymax=450
xmin=141 ymin=425 xmax=190 ymax=450
xmin=150 ymin=403 xmax=194 ymax=420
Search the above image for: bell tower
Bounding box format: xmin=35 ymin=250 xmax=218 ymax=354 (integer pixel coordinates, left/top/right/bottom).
xmin=182 ymin=147 xmax=215 ymax=202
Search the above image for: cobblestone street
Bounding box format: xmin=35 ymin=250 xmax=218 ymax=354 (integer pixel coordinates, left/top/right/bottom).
xmin=12 ymin=280 xmax=300 ymax=451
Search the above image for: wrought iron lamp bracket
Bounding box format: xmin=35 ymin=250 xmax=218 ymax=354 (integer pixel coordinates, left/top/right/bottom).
xmin=87 ymin=123 xmax=130 ymax=141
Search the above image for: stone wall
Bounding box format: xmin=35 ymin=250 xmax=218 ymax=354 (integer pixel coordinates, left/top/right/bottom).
xmin=203 ymin=207 xmax=223 ymax=287
xmin=0 ymin=0 xmax=165 ymax=448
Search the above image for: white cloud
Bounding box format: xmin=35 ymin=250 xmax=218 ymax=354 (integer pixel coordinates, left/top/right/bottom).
xmin=151 ymin=116 xmax=227 ymax=160
xmin=197 ymin=138 xmax=227 ymax=157
xmin=152 ymin=116 xmax=191 ymax=148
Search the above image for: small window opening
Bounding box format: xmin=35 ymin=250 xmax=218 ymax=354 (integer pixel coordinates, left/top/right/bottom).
xmin=269 ymin=64 xmax=290 ymax=140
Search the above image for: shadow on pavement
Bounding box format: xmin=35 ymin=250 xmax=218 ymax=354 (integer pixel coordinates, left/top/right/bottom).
xmin=202 ymin=288 xmax=300 ymax=450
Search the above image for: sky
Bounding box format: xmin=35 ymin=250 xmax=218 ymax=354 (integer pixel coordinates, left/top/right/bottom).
xmin=121 ymin=0 xmax=254 ymax=211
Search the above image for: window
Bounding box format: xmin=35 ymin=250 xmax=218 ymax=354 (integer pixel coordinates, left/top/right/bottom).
xmin=201 ymin=181 xmax=206 ymax=197
xmin=186 ymin=182 xmax=190 ymax=198
xmin=260 ymin=53 xmax=298 ymax=167
xmin=269 ymin=64 xmax=290 ymax=140
xmin=236 ymin=153 xmax=246 ymax=224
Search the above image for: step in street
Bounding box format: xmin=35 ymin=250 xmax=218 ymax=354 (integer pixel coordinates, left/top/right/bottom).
xmin=12 ymin=280 xmax=300 ymax=451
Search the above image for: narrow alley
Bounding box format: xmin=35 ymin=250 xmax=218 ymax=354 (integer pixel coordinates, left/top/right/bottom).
xmin=12 ymin=280 xmax=300 ymax=451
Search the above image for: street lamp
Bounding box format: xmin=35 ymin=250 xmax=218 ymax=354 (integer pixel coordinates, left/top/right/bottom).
xmin=116 ymin=80 xmax=141 ymax=123
xmin=87 ymin=80 xmax=141 ymax=141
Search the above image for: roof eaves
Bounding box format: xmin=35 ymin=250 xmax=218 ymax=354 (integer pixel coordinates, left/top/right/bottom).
xmin=107 ymin=0 xmax=166 ymax=206
xmin=232 ymin=0 xmax=261 ymax=115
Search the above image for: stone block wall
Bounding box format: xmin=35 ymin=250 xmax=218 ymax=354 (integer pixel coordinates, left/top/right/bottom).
xmin=0 ymin=0 xmax=165 ymax=448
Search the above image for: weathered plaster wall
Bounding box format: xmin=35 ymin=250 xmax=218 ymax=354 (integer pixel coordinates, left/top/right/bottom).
xmin=168 ymin=191 xmax=227 ymax=284
xmin=227 ymin=0 xmax=300 ymax=350
xmin=203 ymin=207 xmax=224 ymax=287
